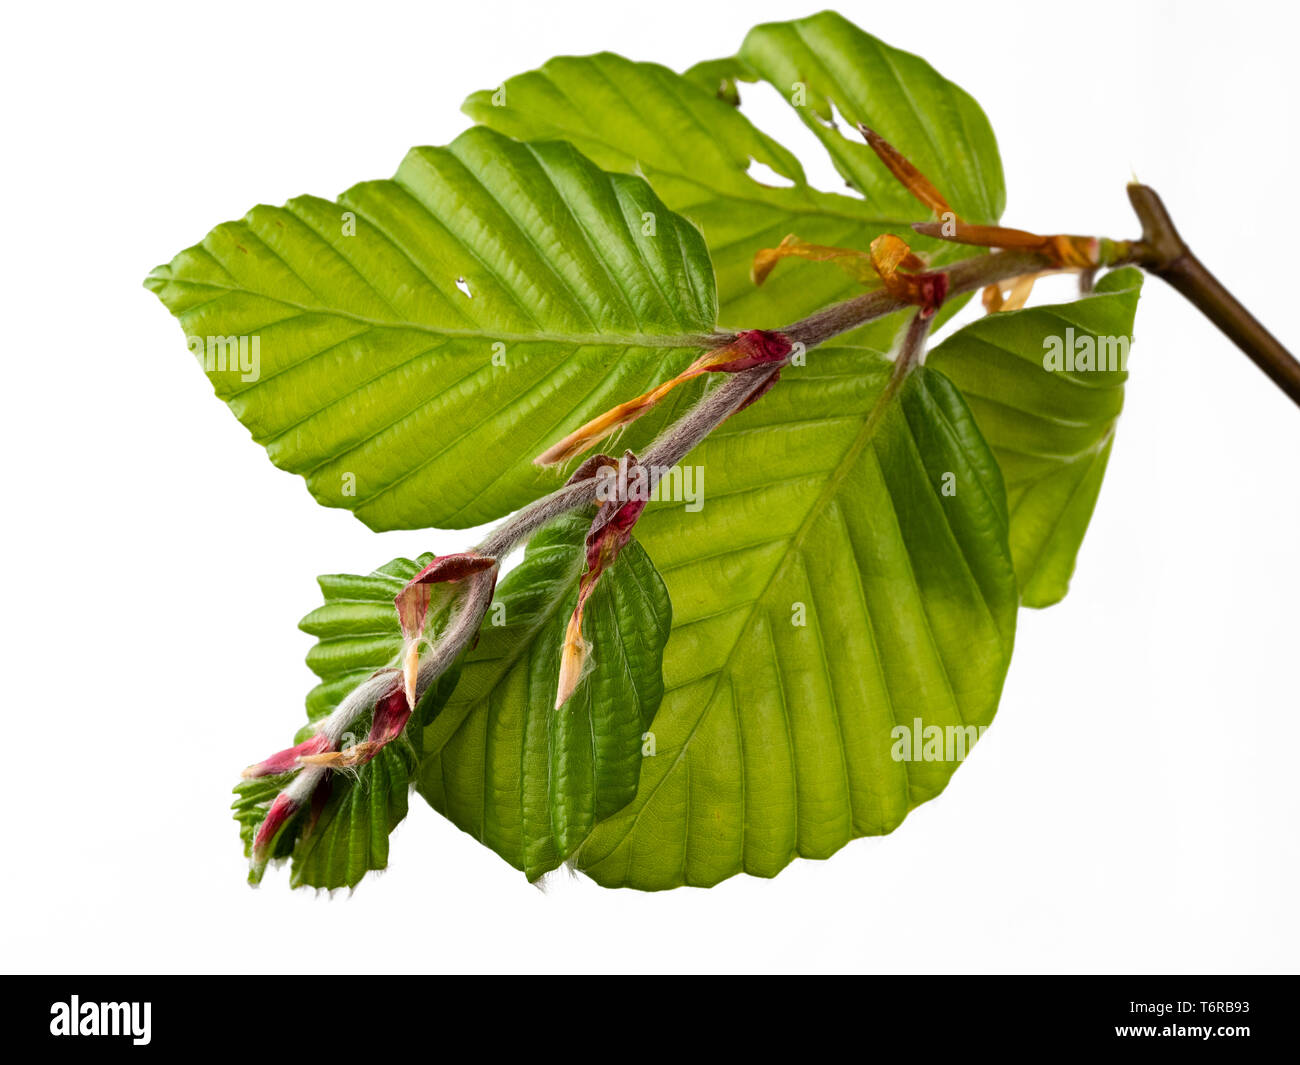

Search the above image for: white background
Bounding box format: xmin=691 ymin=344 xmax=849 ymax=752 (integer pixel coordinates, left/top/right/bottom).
xmin=2 ymin=0 xmax=1297 ymax=974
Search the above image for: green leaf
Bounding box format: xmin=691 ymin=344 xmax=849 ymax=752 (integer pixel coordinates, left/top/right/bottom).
xmin=299 ymin=556 xmax=438 ymax=723
xmin=232 ymin=554 xmax=460 ymax=889
xmin=927 ymin=269 xmax=1143 ymax=606
xmin=146 ymin=127 xmax=719 ymax=531
xmin=418 ymin=514 xmax=672 ymax=880
xmin=738 ymin=10 xmax=1006 ymax=223
xmin=233 ymin=777 xmax=290 ymax=867
xmin=419 ymin=348 xmax=1019 ymax=889
xmin=463 ymin=39 xmax=1002 ymax=345
xmin=288 ymin=743 xmax=418 ymax=890
xmin=233 ymin=744 xmax=418 ymax=890
xmin=681 ymin=54 xmax=758 ymax=106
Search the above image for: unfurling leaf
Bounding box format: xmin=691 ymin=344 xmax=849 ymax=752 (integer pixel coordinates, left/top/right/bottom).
xmin=393 ymin=552 xmax=496 ymax=710
xmin=419 ymin=514 xmax=672 ymax=880
xmin=233 ymin=556 xmax=466 ymax=888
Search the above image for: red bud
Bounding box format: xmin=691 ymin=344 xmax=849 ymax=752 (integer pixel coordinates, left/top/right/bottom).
xmin=241 ymin=733 xmax=332 ymax=779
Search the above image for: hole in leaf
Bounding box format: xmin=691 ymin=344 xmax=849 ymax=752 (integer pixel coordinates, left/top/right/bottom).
xmin=745 ymin=158 xmax=796 ymax=189
xmin=455 ymin=277 xmax=472 ymax=298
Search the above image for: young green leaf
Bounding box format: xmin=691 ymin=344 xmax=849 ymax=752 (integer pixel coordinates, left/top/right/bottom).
xmin=927 ymin=269 xmax=1144 ymax=606
xmin=145 ymin=127 xmax=718 ymax=530
xmin=418 ymin=514 xmax=672 ymax=881
xmin=280 ymin=518 xmax=671 ymax=884
xmin=233 ymin=554 xmax=462 ymax=889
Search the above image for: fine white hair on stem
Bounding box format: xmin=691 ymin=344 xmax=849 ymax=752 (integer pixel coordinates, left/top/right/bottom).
xmin=280 ymin=364 xmax=780 ymax=787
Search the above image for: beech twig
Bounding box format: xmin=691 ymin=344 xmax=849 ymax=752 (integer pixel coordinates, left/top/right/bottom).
xmin=1127 ymin=183 xmax=1300 ymax=407
xmin=249 ymin=194 xmax=1300 ymax=855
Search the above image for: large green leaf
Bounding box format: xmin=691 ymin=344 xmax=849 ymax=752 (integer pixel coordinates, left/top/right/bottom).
xmin=417 ymin=348 xmax=1019 ymax=889
xmin=463 ymin=39 xmax=1003 ymax=344
xmin=418 ymin=515 xmax=672 ymax=880
xmin=927 ymin=269 xmax=1143 ymax=606
xmin=149 ymin=17 xmax=1008 ymax=536
xmin=146 ymin=127 xmax=719 ymax=530
xmin=738 ymin=10 xmax=1006 ymax=224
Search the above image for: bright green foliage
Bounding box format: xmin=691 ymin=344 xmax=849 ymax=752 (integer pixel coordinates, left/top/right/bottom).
xmin=569 ymin=351 xmax=1019 ymax=887
xmin=146 ymin=128 xmax=719 ymax=530
xmin=928 ymin=270 xmax=1143 ymax=605
xmin=419 ymin=515 xmax=671 ymax=880
xmin=738 ymin=11 xmax=1005 ymax=222
xmin=464 ymin=16 xmax=1005 ymax=345
xmin=143 ymin=11 xmax=1149 ymax=890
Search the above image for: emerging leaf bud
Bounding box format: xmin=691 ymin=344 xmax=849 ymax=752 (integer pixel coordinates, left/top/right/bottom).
xmin=555 ymin=453 xmax=651 ymax=708
xmin=870 ymin=234 xmax=949 ymax=316
xmin=300 ymin=681 xmax=412 ymax=770
xmin=535 ymin=331 xmax=792 ymax=467
xmin=394 ymin=552 xmax=496 ymax=710
xmin=251 ymin=792 xmax=300 ymax=866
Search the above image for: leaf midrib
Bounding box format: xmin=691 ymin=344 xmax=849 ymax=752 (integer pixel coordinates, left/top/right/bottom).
xmin=146 ymin=273 xmax=723 ymax=350
xmin=577 ymin=367 xmax=923 ymax=860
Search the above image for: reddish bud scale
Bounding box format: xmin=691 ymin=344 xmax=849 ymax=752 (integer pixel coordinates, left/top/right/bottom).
xmin=870 ymin=234 xmax=949 ymax=316
xmin=395 ymin=552 xmax=496 ymax=641
xmin=556 ymin=455 xmax=654 ymax=709
xmin=368 ymin=683 xmax=413 ymax=747
xmin=857 ymin=125 xmax=955 ymax=218
xmin=242 ymin=732 xmax=332 ymax=779
xmin=393 ymin=551 xmax=496 ymax=711
xmin=305 ymin=773 xmax=333 ymax=838
xmin=300 ymin=677 xmax=416 ymax=770
xmin=563 ymin=452 xmax=620 ymax=487
xmin=536 ymin=332 xmax=793 ymax=468
xmin=699 ymin=329 xmax=792 ymax=373
xmin=252 ymin=792 xmax=300 ymax=859
xmin=912 ymin=271 xmax=949 ymax=318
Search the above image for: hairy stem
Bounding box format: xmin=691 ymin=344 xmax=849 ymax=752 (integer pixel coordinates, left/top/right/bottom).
xmin=304 ymin=246 xmax=1079 ymax=741
xmin=276 ymin=197 xmax=1298 ymax=781
xmin=784 ymin=248 xmax=1054 ymax=348
xmin=1127 ymin=183 xmax=1300 ymax=407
